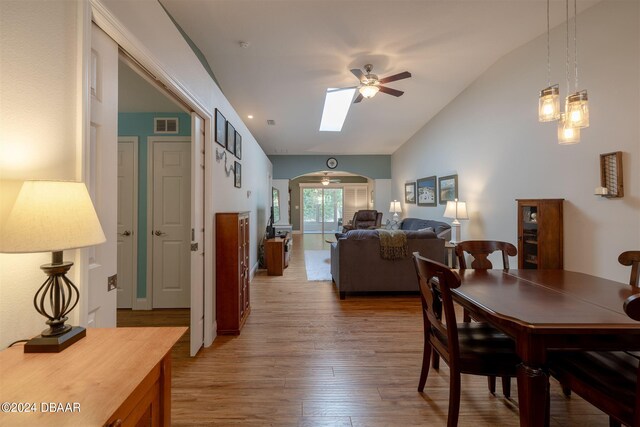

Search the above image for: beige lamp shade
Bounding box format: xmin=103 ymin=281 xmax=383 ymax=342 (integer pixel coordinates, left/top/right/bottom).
xmin=0 ymin=181 xmax=106 ymax=253
xmin=389 ymin=200 xmax=402 ymax=214
xmin=443 ymin=200 xmax=469 ymax=220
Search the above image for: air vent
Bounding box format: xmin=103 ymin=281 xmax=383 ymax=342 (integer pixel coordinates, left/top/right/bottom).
xmin=267 ymin=119 xmax=276 ymax=126
xmin=154 ymin=117 xmax=179 ymax=134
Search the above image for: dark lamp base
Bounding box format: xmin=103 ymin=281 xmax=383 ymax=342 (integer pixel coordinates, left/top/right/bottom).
xmin=24 ymin=326 xmax=86 ymax=353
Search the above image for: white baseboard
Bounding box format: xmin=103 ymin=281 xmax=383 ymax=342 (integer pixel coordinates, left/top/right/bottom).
xmin=132 ymin=298 xmax=151 ymax=310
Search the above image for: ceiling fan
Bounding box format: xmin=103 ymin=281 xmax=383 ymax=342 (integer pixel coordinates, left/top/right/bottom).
xmin=321 ymin=172 xmax=341 ymax=186
xmin=349 ymin=64 xmax=411 ymax=103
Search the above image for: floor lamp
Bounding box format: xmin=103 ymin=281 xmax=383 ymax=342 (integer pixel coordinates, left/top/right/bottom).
xmin=0 ymin=181 xmax=106 ymax=353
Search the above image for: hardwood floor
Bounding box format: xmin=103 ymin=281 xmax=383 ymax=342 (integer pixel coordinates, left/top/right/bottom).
xmin=118 ymin=234 xmax=608 ymax=426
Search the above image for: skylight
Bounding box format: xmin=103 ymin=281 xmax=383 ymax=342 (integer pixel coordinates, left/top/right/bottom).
xmin=319 ymin=88 xmax=356 ymax=132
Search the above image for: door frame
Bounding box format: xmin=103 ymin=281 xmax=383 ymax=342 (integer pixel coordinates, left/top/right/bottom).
xmin=299 ymin=183 xmax=344 ymax=235
xmin=146 ymin=136 xmax=191 ymax=309
xmin=117 ymin=136 xmax=139 ymax=309
xmin=82 ymin=1 xmax=216 ymax=347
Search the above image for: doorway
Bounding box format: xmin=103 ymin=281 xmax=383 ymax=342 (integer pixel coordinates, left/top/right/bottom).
xmin=302 ymin=187 xmax=343 ymax=239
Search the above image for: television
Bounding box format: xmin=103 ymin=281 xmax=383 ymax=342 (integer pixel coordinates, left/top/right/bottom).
xmin=266 ymin=205 xmax=276 ymax=239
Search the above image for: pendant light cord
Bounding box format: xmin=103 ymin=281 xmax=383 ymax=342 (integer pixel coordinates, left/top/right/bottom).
xmin=574 ymin=0 xmax=579 ymax=91
xmin=565 ymin=0 xmax=570 ymax=96
xmin=546 ymin=0 xmax=551 ymax=86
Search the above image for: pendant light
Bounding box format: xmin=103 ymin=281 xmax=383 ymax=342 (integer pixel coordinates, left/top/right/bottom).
xmin=565 ymin=0 xmax=589 ymax=128
xmin=557 ymin=0 xmax=580 ymax=144
xmin=558 ymin=113 xmax=580 ymax=144
xmin=538 ymin=0 xmax=560 ymax=122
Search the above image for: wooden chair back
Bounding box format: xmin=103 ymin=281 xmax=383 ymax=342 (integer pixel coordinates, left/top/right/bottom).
xmin=455 ymin=240 xmax=517 ymax=270
xmin=412 ymin=252 xmax=462 ymax=366
xmin=619 ymin=251 xmax=640 ymax=287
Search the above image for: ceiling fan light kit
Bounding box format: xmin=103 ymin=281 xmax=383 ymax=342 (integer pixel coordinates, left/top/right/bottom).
xmin=349 ymin=63 xmax=411 ymax=103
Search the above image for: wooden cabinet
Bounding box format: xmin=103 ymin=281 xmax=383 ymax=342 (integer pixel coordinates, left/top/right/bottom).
xmin=0 ymin=327 xmax=185 ymax=427
xmin=265 ymin=233 xmax=291 ymax=276
xmin=216 ymin=212 xmax=250 ymax=335
xmin=517 ymin=199 xmax=564 ymax=269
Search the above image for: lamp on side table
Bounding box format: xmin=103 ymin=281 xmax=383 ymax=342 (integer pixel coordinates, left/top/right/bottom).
xmin=443 ymin=198 xmax=468 ymax=244
xmin=0 ymin=181 xmax=106 ymax=353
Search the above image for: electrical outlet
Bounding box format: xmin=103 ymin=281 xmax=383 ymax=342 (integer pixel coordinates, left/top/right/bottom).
xmin=108 ymin=274 xmax=117 ymax=291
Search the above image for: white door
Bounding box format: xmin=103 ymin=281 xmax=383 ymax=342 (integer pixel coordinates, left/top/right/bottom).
xmin=190 ymin=113 xmax=205 ymax=356
xmin=86 ymin=23 xmax=118 ymax=328
xmin=343 ymin=184 xmax=369 ymax=226
xmin=117 ymin=137 xmax=138 ymax=309
xmin=151 ymin=140 xmax=191 ymax=308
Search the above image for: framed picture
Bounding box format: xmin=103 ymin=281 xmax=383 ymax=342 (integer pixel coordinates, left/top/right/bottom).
xmin=438 ymin=174 xmax=458 ymax=204
xmin=417 ymin=176 xmax=437 ymax=207
xmin=234 ymin=161 xmax=241 ymax=188
xmin=234 ymin=130 xmax=242 ymax=159
xmin=215 ymin=109 xmax=226 ymax=147
xmin=405 ymin=182 xmax=416 ymax=204
xmin=226 ymin=121 xmax=236 ymax=153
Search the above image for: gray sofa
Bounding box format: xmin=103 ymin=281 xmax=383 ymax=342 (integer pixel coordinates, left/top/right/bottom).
xmin=330 ymin=229 xmax=445 ymax=299
xmin=399 ymin=218 xmax=451 ymax=241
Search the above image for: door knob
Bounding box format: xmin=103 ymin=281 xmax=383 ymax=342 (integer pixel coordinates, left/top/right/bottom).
xmin=154 ymin=230 xmax=167 ymax=236
xmin=119 ymin=230 xmax=131 ymax=236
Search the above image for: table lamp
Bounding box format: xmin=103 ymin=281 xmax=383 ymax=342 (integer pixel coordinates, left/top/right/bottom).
xmin=443 ymin=198 xmax=468 ymax=244
xmin=389 ymin=200 xmax=402 ymax=221
xmin=0 ymin=181 xmax=106 ymax=352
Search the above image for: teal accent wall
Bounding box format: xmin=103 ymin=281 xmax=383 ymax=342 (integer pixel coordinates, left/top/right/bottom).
xmin=269 ymin=155 xmax=391 ymax=180
xmin=118 ymin=112 xmax=191 ymax=299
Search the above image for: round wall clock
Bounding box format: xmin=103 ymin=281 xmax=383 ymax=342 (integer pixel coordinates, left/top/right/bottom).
xmin=326 ymin=157 xmax=338 ymax=169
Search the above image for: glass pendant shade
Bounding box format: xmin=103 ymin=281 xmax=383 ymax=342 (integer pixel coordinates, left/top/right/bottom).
xmin=565 ymin=90 xmax=589 ymax=128
xmin=538 ymin=85 xmax=560 ymax=122
xmin=557 ymin=113 xmax=581 ymax=144
xmin=359 ymin=84 xmax=379 ymax=99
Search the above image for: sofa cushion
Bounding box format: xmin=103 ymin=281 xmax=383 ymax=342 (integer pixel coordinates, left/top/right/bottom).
xmin=401 ymin=218 xmax=451 ymax=237
xmin=344 ymin=229 xmax=379 ymax=240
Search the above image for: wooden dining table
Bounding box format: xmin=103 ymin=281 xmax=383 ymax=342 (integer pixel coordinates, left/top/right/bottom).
xmin=451 ymin=269 xmax=640 ymax=427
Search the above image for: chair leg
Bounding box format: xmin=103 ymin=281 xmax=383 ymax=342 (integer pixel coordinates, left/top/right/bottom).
xmin=545 ymin=382 xmax=551 ymax=427
xmin=432 ymin=352 xmax=440 ymax=370
xmin=448 ymin=372 xmax=461 ymax=427
xmin=418 ymin=341 xmax=432 ymax=392
xmin=501 ymin=376 xmax=511 ymax=398
xmin=562 ymin=384 xmax=571 ymax=397
xmin=487 ymin=376 xmax=496 ymax=394
xmin=463 ymin=309 xmax=471 ymax=323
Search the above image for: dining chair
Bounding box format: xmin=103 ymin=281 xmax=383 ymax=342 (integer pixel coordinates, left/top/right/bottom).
xmin=454 ymin=240 xmax=517 ymax=396
xmin=619 ymin=251 xmax=640 ymax=287
xmin=412 ymin=252 xmax=520 ymax=427
xmin=548 ymin=294 xmax=640 ymax=427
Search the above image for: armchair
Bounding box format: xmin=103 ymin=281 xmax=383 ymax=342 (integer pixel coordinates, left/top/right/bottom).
xmin=342 ymin=210 xmax=383 ymax=232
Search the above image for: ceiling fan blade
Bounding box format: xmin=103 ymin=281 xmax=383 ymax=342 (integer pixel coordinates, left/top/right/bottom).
xmin=378 ymin=86 xmax=404 ymax=97
xmin=378 ymin=71 xmax=411 ymax=84
xmin=327 ymin=86 xmax=357 ymax=93
xmin=353 ymin=93 xmax=364 ymax=103
xmin=350 ymin=68 xmax=365 ymax=82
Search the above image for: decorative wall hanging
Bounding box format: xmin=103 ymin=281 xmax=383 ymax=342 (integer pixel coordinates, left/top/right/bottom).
xmin=215 ymin=109 xmax=226 ymax=147
xmin=405 ymin=182 xmax=416 ymax=204
xmin=438 ymin=175 xmax=458 ymax=205
xmin=596 ymin=151 xmax=623 ymax=198
xmin=234 ymin=161 xmax=242 ymax=188
xmin=226 ymin=121 xmax=236 ymax=153
xmin=234 ymin=131 xmax=242 ymax=160
xmin=417 ymin=176 xmax=437 ymax=207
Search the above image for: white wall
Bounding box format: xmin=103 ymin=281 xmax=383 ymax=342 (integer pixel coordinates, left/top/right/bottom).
xmin=0 ymin=0 xmax=273 ymax=348
xmin=392 ymin=0 xmax=639 ymax=283
xmin=373 ymin=179 xmax=392 ymax=224
xmin=0 ymin=1 xmax=81 ymax=348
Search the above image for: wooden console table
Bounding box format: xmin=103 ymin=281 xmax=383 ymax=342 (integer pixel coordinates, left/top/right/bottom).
xmin=0 ymin=327 xmax=186 ymax=426
xmin=265 ymin=233 xmax=291 ymax=276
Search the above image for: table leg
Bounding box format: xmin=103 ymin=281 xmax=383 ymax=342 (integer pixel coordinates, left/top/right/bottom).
xmin=517 ymin=363 xmax=549 ymax=427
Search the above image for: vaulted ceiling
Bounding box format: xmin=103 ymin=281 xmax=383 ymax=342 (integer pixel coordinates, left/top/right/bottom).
xmin=161 ymin=0 xmax=598 ymax=155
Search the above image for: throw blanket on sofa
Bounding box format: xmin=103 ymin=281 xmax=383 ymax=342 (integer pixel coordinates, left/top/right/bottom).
xmin=378 ymin=230 xmax=408 ymax=260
